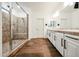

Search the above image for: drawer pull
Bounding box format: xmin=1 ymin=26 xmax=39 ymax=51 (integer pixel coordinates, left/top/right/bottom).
xmin=61 ymin=38 xmax=63 ymax=47
xmin=64 ymin=40 xmax=66 ymax=49
xmin=54 ymin=35 xmax=56 ymax=41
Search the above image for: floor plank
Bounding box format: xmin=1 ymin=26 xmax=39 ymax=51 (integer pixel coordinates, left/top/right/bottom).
xmin=12 ymin=38 xmax=62 ymax=57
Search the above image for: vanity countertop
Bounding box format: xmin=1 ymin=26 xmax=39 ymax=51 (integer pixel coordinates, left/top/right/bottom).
xmin=47 ymin=28 xmax=79 ymax=36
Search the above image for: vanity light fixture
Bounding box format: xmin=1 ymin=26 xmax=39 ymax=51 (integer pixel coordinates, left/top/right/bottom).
xmin=74 ymin=2 xmax=79 ymax=9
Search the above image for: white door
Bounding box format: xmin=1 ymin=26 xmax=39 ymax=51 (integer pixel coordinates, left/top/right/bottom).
xmin=35 ymin=18 xmax=44 ymax=38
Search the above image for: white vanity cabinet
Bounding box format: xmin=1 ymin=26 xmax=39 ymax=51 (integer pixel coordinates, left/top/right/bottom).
xmin=47 ymin=30 xmax=64 ymax=56
xmin=47 ymin=30 xmax=79 ymax=57
xmin=55 ymin=32 xmax=64 ymax=55
xmin=51 ymin=32 xmax=55 ymax=46
xmin=47 ymin=30 xmax=55 ymax=46
xmin=47 ymin=30 xmax=52 ymax=43
xmin=64 ymin=34 xmax=79 ymax=57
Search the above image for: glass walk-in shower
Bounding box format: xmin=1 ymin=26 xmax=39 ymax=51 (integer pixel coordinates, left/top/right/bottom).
xmin=1 ymin=2 xmax=28 ymax=56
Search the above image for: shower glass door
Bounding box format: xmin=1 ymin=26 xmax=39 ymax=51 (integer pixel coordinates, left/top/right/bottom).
xmin=2 ymin=2 xmax=28 ymax=56
xmin=11 ymin=3 xmax=28 ymax=50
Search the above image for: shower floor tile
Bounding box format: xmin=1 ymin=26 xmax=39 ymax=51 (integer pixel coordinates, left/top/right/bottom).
xmin=2 ymin=39 xmax=26 ymax=56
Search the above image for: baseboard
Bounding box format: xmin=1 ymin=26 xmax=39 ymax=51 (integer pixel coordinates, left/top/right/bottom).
xmin=31 ymin=37 xmax=48 ymax=40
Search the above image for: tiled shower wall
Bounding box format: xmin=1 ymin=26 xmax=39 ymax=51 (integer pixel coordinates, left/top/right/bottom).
xmin=11 ymin=14 xmax=28 ymax=40
xmin=2 ymin=10 xmax=11 ymax=56
xmin=2 ymin=11 xmax=11 ymax=43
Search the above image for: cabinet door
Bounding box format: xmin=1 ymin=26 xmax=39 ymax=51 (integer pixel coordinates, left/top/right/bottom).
xmin=47 ymin=31 xmax=52 ymax=42
xmin=51 ymin=32 xmax=55 ymax=46
xmin=47 ymin=30 xmax=50 ymax=39
xmin=64 ymin=38 xmax=79 ymax=57
xmin=50 ymin=32 xmax=52 ymax=43
xmin=55 ymin=33 xmax=64 ymax=55
xmin=47 ymin=31 xmax=55 ymax=46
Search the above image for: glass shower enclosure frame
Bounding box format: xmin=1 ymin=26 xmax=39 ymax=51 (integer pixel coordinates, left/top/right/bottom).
xmin=2 ymin=2 xmax=29 ymax=57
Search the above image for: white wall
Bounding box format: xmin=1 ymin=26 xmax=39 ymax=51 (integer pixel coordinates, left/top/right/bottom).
xmin=59 ymin=6 xmax=79 ymax=29
xmin=0 ymin=4 xmax=2 ymax=56
xmin=71 ymin=9 xmax=79 ymax=29
xmin=59 ymin=12 xmax=72 ymax=29
xmin=29 ymin=12 xmax=44 ymax=38
xmin=29 ymin=10 xmax=56 ymax=38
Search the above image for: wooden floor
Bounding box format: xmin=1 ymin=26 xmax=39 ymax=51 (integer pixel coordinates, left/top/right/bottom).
xmin=12 ymin=38 xmax=62 ymax=57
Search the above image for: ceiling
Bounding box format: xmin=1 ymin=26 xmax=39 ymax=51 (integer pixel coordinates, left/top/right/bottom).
xmin=19 ymin=2 xmax=64 ymax=14
xmin=12 ymin=3 xmax=26 ymax=17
